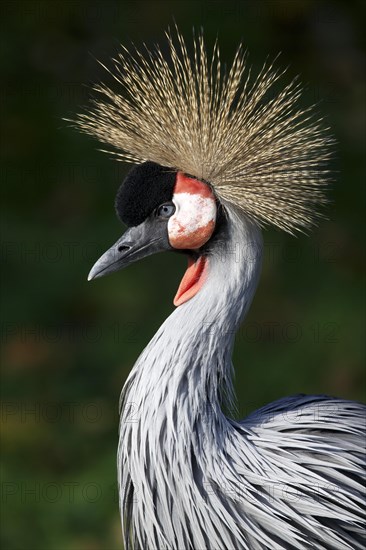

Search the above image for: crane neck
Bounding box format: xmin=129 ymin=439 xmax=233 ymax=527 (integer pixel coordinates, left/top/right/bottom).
xmin=122 ymin=205 xmax=263 ymax=424
xmin=118 ymin=207 xmax=262 ymax=546
xmin=183 ymin=204 xmax=263 ymax=346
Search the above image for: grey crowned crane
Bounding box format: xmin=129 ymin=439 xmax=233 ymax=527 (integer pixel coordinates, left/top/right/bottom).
xmin=74 ymin=29 xmax=365 ymax=550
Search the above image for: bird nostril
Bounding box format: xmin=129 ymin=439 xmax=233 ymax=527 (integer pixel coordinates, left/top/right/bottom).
xmin=118 ymin=244 xmax=131 ymax=253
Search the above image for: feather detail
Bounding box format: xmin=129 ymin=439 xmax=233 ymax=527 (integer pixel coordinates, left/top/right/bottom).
xmin=71 ymin=26 xmax=333 ymax=233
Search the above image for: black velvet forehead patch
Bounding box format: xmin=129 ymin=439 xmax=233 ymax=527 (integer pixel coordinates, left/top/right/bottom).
xmin=115 ymin=161 xmax=177 ymax=226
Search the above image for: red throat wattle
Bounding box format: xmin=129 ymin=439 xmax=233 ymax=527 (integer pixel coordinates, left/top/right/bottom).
xmin=174 ymin=256 xmax=208 ymax=306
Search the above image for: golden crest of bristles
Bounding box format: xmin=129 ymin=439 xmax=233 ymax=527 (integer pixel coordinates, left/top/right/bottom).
xmin=73 ymin=27 xmax=333 ymax=234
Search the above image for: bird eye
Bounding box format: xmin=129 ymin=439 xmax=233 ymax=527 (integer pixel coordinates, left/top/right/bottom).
xmin=156 ymin=202 xmax=176 ymax=218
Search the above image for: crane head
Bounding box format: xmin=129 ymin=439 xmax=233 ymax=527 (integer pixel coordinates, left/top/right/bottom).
xmin=88 ymin=161 xmax=219 ymax=306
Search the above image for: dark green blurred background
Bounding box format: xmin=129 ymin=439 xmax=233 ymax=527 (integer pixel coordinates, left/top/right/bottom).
xmin=1 ymin=1 xmax=365 ymax=549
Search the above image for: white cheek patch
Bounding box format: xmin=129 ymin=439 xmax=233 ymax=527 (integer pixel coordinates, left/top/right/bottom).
xmin=168 ymin=192 xmax=217 ymax=249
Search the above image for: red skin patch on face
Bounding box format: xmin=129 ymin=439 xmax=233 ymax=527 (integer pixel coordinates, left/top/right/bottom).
xmin=174 ymin=172 xmax=214 ymax=197
xmin=169 ymin=172 xmax=216 ymax=249
xmin=172 ymin=220 xmax=215 ymax=249
xmin=173 ymin=255 xmax=208 ymax=306
xmin=169 ymin=173 xmax=215 ymax=305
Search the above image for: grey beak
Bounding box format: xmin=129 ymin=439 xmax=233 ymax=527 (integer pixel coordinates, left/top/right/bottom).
xmin=88 ymin=218 xmax=171 ymax=281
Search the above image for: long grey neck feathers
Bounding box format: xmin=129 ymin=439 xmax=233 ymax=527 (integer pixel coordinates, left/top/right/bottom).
xmin=118 ymin=206 xmax=263 ymax=549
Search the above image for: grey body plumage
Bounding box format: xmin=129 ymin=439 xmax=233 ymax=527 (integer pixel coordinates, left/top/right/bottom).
xmin=76 ymin=28 xmax=366 ymax=550
xmin=118 ymin=209 xmax=365 ymax=549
